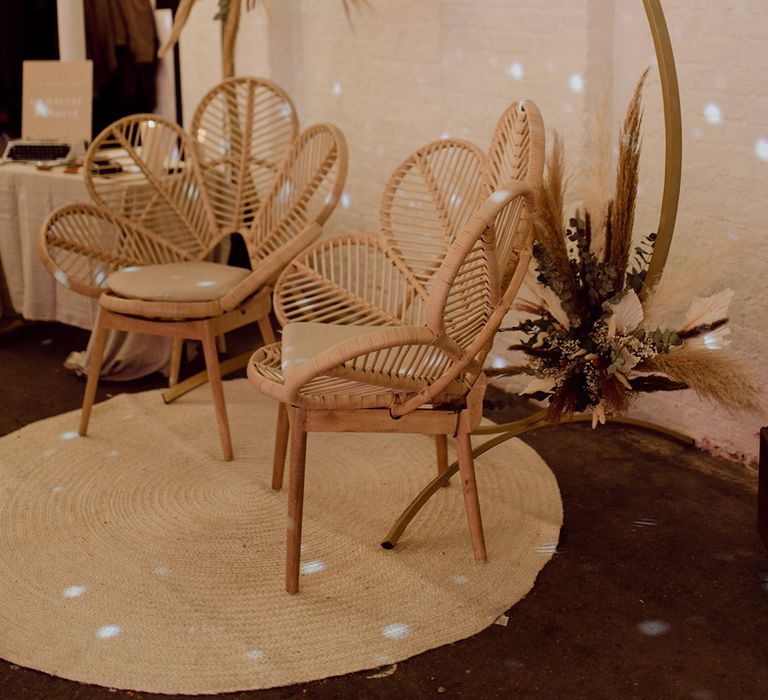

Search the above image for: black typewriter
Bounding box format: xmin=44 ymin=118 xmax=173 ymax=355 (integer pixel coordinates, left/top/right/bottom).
xmin=1 ymin=139 xmax=84 ymax=165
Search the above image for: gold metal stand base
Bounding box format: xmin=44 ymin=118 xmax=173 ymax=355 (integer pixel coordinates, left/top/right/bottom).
xmin=381 ymin=412 xmax=693 ymax=550
xmin=162 ymin=351 xmax=252 ymax=404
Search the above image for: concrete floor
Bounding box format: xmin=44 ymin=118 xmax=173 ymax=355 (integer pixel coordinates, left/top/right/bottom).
xmin=0 ymin=320 xmax=766 ymax=699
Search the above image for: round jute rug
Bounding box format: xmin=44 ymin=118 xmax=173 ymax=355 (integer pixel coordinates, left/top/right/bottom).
xmin=0 ymin=379 xmax=562 ymax=694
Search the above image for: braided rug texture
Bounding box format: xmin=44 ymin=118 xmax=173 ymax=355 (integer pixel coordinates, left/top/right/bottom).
xmin=0 ymin=379 xmax=562 ymax=693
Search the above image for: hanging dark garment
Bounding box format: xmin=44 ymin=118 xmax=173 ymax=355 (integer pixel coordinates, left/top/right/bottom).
xmin=0 ymin=0 xmax=60 ymax=141
xmin=84 ymin=0 xmax=159 ymax=137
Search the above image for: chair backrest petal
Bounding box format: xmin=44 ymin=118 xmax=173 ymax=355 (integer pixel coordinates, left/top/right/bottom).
xmin=191 ymin=77 xmax=299 ymax=236
xmin=274 ymin=234 xmax=425 ymax=327
xmin=487 ymin=101 xmax=546 ymax=284
xmin=249 ymin=123 xmax=348 ymax=267
xmin=392 ymin=182 xmax=537 ymax=417
xmin=379 ymin=139 xmax=490 ymax=293
xmin=84 ymin=114 xmax=217 ymax=260
xmin=38 ymin=203 xmax=193 ymax=299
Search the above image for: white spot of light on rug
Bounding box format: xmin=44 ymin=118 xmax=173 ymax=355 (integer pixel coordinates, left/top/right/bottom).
xmin=245 ymin=649 xmax=266 ymax=661
xmin=300 ymin=560 xmax=326 ymax=575
xmin=153 ymin=565 xmax=170 ymax=577
xmin=381 ymin=622 xmax=411 ymax=640
xmin=96 ymin=624 xmax=122 ymax=640
xmin=59 ymin=431 xmax=79 ymax=441
xmin=62 ymin=585 xmax=86 ymax=599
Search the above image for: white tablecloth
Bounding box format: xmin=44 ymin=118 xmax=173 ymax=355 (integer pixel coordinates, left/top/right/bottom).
xmin=0 ymin=163 xmax=171 ymax=380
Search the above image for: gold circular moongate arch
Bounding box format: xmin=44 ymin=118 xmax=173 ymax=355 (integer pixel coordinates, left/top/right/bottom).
xmin=641 ymin=0 xmax=682 ymax=297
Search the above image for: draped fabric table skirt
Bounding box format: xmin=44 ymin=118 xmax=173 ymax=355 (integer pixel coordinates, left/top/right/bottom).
xmin=0 ymin=163 xmax=170 ymax=380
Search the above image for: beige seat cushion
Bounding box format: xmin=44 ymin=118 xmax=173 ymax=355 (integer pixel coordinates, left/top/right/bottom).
xmin=106 ymin=262 xmax=251 ymax=303
xmin=281 ymin=322 xmax=389 ymax=380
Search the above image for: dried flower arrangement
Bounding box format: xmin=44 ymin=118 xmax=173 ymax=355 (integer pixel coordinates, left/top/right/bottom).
xmin=491 ymin=71 xmax=761 ymax=427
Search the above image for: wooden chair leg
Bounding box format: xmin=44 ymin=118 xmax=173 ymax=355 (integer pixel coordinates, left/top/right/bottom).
xmin=79 ymin=311 xmax=109 ymax=436
xmin=456 ymin=419 xmax=487 ymax=563
xmin=169 ymin=337 xmax=183 ymax=388
xmin=200 ymin=323 xmax=234 ymax=461
xmin=272 ymin=402 xmax=290 ymax=490
xmin=435 ymin=434 xmax=449 ymax=487
xmin=286 ymin=407 xmax=308 ymax=594
xmin=216 ymin=333 xmax=227 ymax=354
xmin=258 ymin=315 xmax=276 ymax=346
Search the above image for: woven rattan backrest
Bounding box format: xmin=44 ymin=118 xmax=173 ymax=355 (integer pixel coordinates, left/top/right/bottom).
xmin=39 ymin=203 xmax=193 ymax=299
xmin=191 ymin=77 xmax=299 ymax=236
xmin=487 ymin=101 xmax=545 ymax=284
xmin=249 ymin=123 xmax=348 ymax=266
xmin=274 ymin=234 xmax=426 ymax=327
xmin=84 ymin=114 xmax=217 ymax=259
xmin=379 ymin=139 xmax=490 ymax=294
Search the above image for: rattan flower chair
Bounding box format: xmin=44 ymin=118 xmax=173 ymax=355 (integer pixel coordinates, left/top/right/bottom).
xmin=38 ymin=79 xmax=348 ymax=461
xmin=247 ymin=112 xmax=544 ymax=592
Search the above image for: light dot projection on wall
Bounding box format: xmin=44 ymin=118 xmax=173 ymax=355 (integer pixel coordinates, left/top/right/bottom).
xmin=569 ymin=74 xmax=584 ymax=93
xmin=755 ymin=138 xmax=768 ymax=162
xmin=62 ymin=585 xmax=86 ymax=598
xmin=341 ymin=192 xmax=351 ymax=209
xmin=506 ymin=62 xmax=524 ymax=80
xmin=96 ymin=624 xmax=122 ymax=640
xmin=381 ymin=622 xmax=412 ymax=640
xmin=332 ymin=81 xmax=343 ymax=96
xmin=440 ymin=131 xmax=450 ymax=140
xmin=704 ymin=102 xmax=722 ymax=125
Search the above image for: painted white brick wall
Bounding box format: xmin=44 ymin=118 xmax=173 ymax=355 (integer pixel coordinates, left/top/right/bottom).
xmin=180 ymin=0 xmax=768 ymax=464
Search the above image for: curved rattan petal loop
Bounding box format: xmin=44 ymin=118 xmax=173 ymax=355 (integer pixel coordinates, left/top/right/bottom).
xmin=273 ymin=234 xmax=427 ymax=328
xmin=379 ymin=138 xmax=491 ymax=291
xmin=38 ymin=203 xmax=193 ymax=299
xmin=190 ymin=77 xmax=300 ymax=237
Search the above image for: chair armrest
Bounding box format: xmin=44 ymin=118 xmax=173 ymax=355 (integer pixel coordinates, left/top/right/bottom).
xmin=38 ymin=202 xmax=193 ymax=299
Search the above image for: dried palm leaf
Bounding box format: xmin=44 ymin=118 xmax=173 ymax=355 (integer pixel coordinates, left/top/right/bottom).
xmin=158 ymin=0 xmax=196 ymax=59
